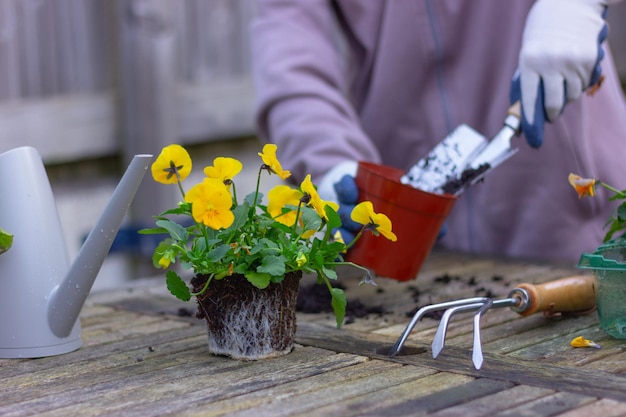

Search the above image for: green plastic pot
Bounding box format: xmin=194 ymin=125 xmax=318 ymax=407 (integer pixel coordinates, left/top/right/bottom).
xmin=578 ymin=238 xmax=626 ymax=339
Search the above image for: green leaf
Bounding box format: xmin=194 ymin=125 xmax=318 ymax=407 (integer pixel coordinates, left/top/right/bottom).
xmin=244 ymin=191 xmax=262 ymax=206
xmin=229 ymin=202 xmax=250 ymax=230
xmin=301 ymin=207 xmax=322 ymax=231
xmin=322 ymin=266 xmax=338 ymax=280
xmin=156 ymin=219 xmax=188 ymax=241
xmin=330 ymin=287 xmax=347 ymax=328
xmin=207 ymin=244 xmax=232 ymax=262
xmin=166 ymin=270 xmax=191 ymax=301
xmin=618 ymin=203 xmax=626 ymax=221
xmin=0 ymin=227 xmax=13 ymax=255
xmin=325 ymin=204 xmax=342 ymax=230
xmin=138 ymin=227 xmax=167 ymax=235
xmin=257 ymin=255 xmax=286 ymax=276
xmin=245 ymin=271 xmax=272 ymax=289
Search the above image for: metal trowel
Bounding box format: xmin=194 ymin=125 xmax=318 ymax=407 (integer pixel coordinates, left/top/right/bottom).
xmin=401 ymin=101 xmax=522 ymax=195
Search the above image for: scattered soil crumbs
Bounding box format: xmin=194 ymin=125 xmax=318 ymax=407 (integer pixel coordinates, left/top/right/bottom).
xmin=177 ymin=307 xmax=194 ymax=317
xmin=296 ymin=282 xmax=388 ymax=324
xmin=441 ymin=163 xmax=490 ymax=195
xmin=404 ymin=273 xmax=509 ymax=319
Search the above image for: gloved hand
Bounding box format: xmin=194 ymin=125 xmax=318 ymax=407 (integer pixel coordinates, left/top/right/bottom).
xmin=317 ymin=161 xmax=360 ymax=243
xmin=511 ymin=0 xmax=611 ymax=148
xmin=333 ymin=175 xmax=363 ymax=244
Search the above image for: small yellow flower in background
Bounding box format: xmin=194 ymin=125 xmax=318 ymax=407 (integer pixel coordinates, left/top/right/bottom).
xmin=568 ymin=173 xmax=626 ymax=242
xmin=258 ymin=144 xmax=291 ymax=180
xmin=185 ymin=178 xmax=235 ymax=230
xmin=296 ymin=252 xmax=307 ymax=267
xmin=204 ymin=157 xmax=243 ymax=185
xmin=301 ymin=175 xmax=339 ymax=220
xmin=151 ymin=144 xmax=192 ymax=184
xmin=333 ymin=230 xmax=347 ymax=253
xmin=568 ymin=173 xmax=597 ymax=199
xmin=158 ymin=256 xmax=171 ymax=269
xmin=570 ymin=335 xmax=601 ymax=349
xmin=268 ymin=185 xmax=302 ymax=226
xmin=351 ymin=201 xmax=398 ymax=242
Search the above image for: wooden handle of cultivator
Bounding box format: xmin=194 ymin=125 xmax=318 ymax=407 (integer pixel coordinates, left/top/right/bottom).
xmin=510 ymin=275 xmax=596 ymax=317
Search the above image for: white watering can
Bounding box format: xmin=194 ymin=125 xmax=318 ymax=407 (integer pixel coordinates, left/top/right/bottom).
xmin=0 ymin=146 xmax=152 ymax=358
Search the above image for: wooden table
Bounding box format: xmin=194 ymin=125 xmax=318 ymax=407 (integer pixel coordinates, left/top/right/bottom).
xmin=3 ymin=250 xmax=626 ymax=416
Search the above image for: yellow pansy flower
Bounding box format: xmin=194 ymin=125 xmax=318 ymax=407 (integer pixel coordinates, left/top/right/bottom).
xmin=204 ymin=157 xmax=243 ymax=184
xmin=184 ymin=178 xmax=235 ymax=230
xmin=258 ymin=144 xmax=291 ymax=180
xmin=151 ymin=144 xmax=192 ymax=184
xmin=268 ymin=185 xmax=302 ymax=226
xmin=570 ymin=335 xmax=601 ymax=349
xmin=568 ymin=173 xmax=597 ymax=199
xmin=300 ymin=175 xmax=339 ymax=220
xmin=351 ymin=201 xmax=397 ymax=242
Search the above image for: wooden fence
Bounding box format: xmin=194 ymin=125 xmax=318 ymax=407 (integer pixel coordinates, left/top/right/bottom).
xmin=0 ymin=0 xmax=256 ymax=165
xmin=0 ymin=0 xmax=624 ymax=252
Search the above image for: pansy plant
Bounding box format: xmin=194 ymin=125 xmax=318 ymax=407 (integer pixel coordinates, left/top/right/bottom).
xmin=141 ymin=143 xmax=397 ymax=327
xmin=569 ymin=173 xmax=626 ymax=242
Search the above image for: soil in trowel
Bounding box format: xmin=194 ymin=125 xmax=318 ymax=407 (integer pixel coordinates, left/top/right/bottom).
xmin=441 ymin=163 xmax=490 ymax=195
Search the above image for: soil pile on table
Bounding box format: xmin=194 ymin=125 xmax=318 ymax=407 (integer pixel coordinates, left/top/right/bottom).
xmin=296 ymin=282 xmax=387 ymax=323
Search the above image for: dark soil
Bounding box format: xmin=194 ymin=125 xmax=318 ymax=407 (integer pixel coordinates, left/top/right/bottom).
xmin=404 ymin=273 xmax=509 ymax=319
xmin=294 ymin=273 xmax=510 ymax=323
xmin=296 ymin=282 xmax=388 ymax=324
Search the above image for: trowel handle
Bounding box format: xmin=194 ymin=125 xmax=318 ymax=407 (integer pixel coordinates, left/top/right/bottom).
xmin=508 ymin=101 xmax=521 ymax=119
xmin=509 ymin=275 xmax=596 ymax=317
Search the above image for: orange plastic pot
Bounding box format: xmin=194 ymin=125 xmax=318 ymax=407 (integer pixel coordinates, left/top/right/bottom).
xmin=346 ymin=162 xmax=457 ymax=281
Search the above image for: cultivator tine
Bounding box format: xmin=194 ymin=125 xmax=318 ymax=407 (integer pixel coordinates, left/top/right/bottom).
xmin=472 ymin=299 xmax=493 ymax=370
xmin=431 ymin=302 xmax=486 ymax=359
xmin=389 ymin=297 xmax=489 ymax=357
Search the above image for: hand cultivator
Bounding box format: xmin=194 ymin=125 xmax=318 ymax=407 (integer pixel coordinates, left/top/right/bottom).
xmin=389 ymin=275 xmax=597 ymax=369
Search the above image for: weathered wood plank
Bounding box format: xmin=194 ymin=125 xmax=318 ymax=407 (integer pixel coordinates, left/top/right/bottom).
xmin=363 ymin=378 xmax=515 ymax=417
xmin=492 ymin=392 xmax=596 ymax=417
xmin=553 ymin=398 xmax=626 ymax=417
xmin=295 ymin=321 xmax=626 ymax=402
xmin=286 ymin=372 xmax=474 ymax=417
xmin=429 ymin=385 xmax=555 ymax=417
xmin=177 ymin=360 xmax=437 ymax=417
xmin=24 ymin=349 xmax=368 ymax=417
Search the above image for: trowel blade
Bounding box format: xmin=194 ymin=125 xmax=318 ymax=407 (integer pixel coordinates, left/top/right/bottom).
xmin=401 ymin=124 xmax=487 ymax=193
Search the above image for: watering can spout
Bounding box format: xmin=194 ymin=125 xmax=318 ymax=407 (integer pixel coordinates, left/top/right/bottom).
xmin=48 ymin=154 xmax=153 ymax=338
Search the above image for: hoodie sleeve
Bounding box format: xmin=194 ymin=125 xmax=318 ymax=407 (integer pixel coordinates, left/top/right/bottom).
xmin=250 ymin=0 xmax=381 ymax=182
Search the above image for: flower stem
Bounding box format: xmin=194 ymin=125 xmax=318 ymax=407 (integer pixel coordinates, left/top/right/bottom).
xmin=176 ymin=179 xmax=186 ymax=198
xmin=252 ymin=166 xmax=264 ymax=209
xmin=345 ymin=226 xmax=367 ymax=251
xmin=231 ymin=182 xmax=238 ymax=207
xmin=600 ymin=182 xmax=621 ymax=195
xmin=191 ymin=274 xmax=213 ymax=296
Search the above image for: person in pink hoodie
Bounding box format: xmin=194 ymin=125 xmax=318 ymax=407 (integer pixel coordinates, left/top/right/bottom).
xmin=250 ymin=0 xmax=626 ymax=262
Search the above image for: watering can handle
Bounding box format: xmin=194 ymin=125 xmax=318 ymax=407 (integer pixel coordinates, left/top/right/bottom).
xmin=509 ymin=275 xmax=596 ymax=317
